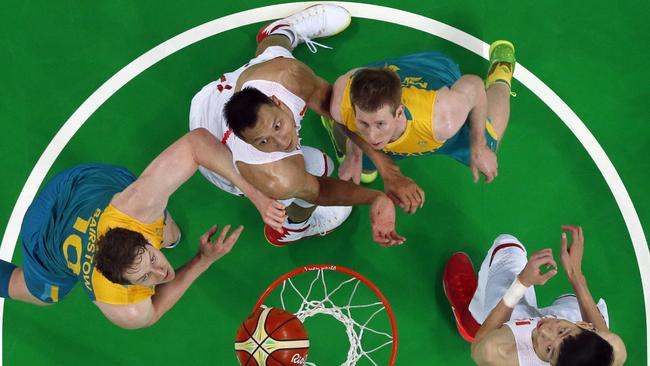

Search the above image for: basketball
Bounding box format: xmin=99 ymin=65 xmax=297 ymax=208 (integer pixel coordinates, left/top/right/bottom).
xmin=235 ymin=307 xmax=309 ymax=366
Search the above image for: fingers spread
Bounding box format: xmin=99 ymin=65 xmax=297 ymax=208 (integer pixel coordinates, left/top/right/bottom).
xmin=217 ymin=224 xmax=231 ymax=244
xmin=201 ymin=224 xmax=219 ymax=242
xmin=225 ymin=225 xmax=244 ymax=249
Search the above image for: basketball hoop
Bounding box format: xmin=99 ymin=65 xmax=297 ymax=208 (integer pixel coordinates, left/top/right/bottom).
xmin=254 ymin=264 xmax=398 ymax=366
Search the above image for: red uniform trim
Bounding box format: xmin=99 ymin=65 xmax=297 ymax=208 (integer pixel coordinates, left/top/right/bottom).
xmin=489 ymin=243 xmax=525 ymax=267
xmin=221 ymin=128 xmax=233 ymax=145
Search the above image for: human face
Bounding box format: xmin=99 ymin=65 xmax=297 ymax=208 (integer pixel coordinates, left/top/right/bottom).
xmin=354 ymin=104 xmax=406 ymax=150
xmin=240 ymin=96 xmax=299 ymax=153
xmin=123 ymin=245 xmax=175 ymax=287
xmin=532 ymin=318 xmax=592 ymax=364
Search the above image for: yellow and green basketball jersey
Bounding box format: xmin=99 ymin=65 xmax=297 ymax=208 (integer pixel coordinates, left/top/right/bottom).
xmin=91 ymin=204 xmax=165 ymax=304
xmin=340 ymin=75 xmax=445 ymax=155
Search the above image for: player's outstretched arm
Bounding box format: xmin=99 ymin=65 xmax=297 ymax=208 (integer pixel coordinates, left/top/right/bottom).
xmin=472 ymin=249 xmax=558 ymax=360
xmin=559 ymin=225 xmax=627 ymax=365
xmin=95 ymin=224 xmax=242 ymax=329
xmin=112 ymin=128 xmax=285 ymax=231
xmin=438 ymin=75 xmax=497 ymax=183
xmin=238 ymin=155 xmax=404 ymax=246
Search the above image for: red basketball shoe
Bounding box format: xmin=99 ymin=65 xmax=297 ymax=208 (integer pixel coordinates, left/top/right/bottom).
xmin=443 ymin=252 xmax=481 ymax=342
xmin=264 ymin=205 xmax=352 ymax=246
xmin=256 ymin=4 xmax=351 ymax=53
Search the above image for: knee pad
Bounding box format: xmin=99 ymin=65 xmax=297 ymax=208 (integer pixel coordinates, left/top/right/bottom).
xmin=0 ymin=259 xmax=18 ymax=299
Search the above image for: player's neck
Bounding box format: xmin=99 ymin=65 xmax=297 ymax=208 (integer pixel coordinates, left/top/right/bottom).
xmin=530 ymin=328 xmax=547 ymax=360
xmin=390 ymin=114 xmax=408 ymax=142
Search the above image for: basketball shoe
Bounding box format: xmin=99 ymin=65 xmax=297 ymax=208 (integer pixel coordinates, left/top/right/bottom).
xmin=443 ymin=252 xmax=481 ymax=342
xmin=257 ymin=4 xmax=352 ymax=53
xmin=486 ymin=40 xmax=516 ymax=92
xmin=264 ymin=205 xmax=352 ymax=246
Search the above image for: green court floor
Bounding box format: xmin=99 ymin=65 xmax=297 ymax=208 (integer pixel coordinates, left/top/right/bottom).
xmin=1 ymin=1 xmax=648 ymax=365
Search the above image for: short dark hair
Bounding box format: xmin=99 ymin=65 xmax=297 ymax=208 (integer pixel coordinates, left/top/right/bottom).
xmin=224 ymin=87 xmax=274 ymax=139
xmin=556 ymin=330 xmax=614 ymax=366
xmin=95 ymin=228 xmax=149 ymax=285
xmin=350 ymin=68 xmax=402 ymax=114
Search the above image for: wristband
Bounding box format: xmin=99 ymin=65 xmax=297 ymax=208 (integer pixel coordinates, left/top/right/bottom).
xmin=502 ymin=277 xmax=529 ymax=308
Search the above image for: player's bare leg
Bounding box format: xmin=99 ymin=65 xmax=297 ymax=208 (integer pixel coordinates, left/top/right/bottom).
xmin=256 ymin=35 xmax=293 ymax=56
xmin=487 ymin=83 xmax=511 ymax=144
xmin=485 ymin=40 xmax=516 ymax=146
xmin=285 ymin=203 xmax=317 ymax=223
xmin=8 ymin=268 xmax=50 ymax=306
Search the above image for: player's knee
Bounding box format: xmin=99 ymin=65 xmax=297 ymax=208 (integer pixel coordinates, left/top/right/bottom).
xmin=460 ymin=74 xmax=484 ymax=90
xmin=494 ymin=234 xmax=522 ymax=245
xmin=264 ymin=175 xmax=297 ymax=200
xmin=0 ymin=259 xmax=18 ymax=299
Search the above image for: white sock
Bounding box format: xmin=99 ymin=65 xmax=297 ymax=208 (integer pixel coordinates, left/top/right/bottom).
xmin=286 ymin=218 xmax=309 ymax=230
xmin=269 ymin=27 xmax=297 ymax=46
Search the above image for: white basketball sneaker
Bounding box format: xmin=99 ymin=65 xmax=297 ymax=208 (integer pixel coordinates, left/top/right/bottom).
xmin=256 ymin=4 xmax=352 ymax=53
xmin=264 ymin=205 xmax=353 ymax=246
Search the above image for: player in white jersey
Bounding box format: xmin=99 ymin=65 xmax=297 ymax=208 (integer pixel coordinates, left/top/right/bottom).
xmin=190 ymin=4 xmax=403 ymax=246
xmin=443 ymin=226 xmax=626 ymax=365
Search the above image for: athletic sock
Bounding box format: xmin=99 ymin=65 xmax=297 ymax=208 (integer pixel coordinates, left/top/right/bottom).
xmin=486 ymin=62 xmax=513 ymax=89
xmin=266 ymin=27 xmax=297 ymax=47
xmin=286 ymin=218 xmax=309 ymax=229
xmin=0 ymin=259 xmax=18 ymax=299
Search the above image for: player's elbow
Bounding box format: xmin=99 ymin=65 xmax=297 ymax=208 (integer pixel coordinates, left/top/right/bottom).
xmin=104 ymin=304 xmax=157 ymax=330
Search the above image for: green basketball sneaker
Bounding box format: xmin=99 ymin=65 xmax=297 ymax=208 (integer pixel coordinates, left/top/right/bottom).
xmin=486 ymin=40 xmax=516 ymax=90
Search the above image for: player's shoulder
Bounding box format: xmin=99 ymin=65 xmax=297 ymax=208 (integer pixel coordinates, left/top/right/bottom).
xmin=331 ymin=68 xmax=359 ymax=123
xmin=597 ymin=330 xmax=627 ymax=366
xmin=472 ymin=326 xmax=518 ymax=366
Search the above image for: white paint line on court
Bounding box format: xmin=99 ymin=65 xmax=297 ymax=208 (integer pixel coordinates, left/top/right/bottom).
xmin=0 ymin=2 xmax=647 ymax=364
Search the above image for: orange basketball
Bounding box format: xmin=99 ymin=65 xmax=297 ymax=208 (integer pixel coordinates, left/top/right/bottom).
xmin=235 ymin=307 xmax=309 ymax=366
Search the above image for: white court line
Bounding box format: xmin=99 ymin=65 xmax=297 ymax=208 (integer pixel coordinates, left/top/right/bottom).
xmin=0 ymin=2 xmax=647 ymax=364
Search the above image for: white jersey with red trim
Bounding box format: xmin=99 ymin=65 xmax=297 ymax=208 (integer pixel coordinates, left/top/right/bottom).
xmin=504 ymin=318 xmax=549 ymax=366
xmin=189 ymin=45 xmax=304 ymax=166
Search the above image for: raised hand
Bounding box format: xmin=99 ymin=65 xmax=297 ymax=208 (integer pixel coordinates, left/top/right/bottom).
xmin=197 ymin=224 xmax=244 ymax=266
xmin=369 ymin=194 xmax=405 ymax=246
xmin=560 ymin=225 xmax=585 ymax=283
xmin=518 ymin=248 xmax=558 ymax=287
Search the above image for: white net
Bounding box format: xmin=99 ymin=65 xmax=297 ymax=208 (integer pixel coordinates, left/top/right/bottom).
xmin=262 ymin=267 xmax=395 ymax=366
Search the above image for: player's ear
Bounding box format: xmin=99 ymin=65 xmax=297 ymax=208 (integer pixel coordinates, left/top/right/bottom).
xmin=576 ymin=321 xmax=595 ymax=331
xmin=271 ymin=95 xmax=282 ymax=107
xmin=394 ymin=104 xmax=404 ymax=118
